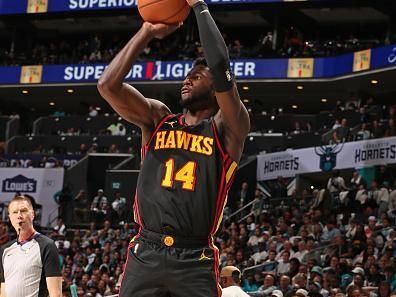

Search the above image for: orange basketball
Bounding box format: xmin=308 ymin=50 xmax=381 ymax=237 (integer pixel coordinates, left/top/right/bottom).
xmin=138 ymin=0 xmax=191 ymax=24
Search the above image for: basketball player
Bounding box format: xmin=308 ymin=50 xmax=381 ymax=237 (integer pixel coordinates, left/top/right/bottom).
xmin=97 ymin=0 xmax=250 ymax=295
xmin=0 ymin=196 xmax=62 ymax=297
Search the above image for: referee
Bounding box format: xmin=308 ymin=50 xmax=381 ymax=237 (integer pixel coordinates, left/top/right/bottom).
xmin=0 ymin=196 xmax=62 ymax=297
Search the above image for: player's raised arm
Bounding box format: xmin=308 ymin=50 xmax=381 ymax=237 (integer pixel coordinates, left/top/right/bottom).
xmin=187 ymin=0 xmax=250 ymax=161
xmin=97 ymin=23 xmax=179 ymax=139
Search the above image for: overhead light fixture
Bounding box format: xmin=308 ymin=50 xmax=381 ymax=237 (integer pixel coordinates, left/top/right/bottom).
xmin=242 ymin=86 xmax=249 ymax=90
xmin=22 ymin=90 xmax=29 ymax=94
xmin=292 ymin=105 xmax=298 ymax=109
xmin=321 ymin=98 xmax=327 ymax=103
xmin=49 ymin=102 xmax=55 ymax=106
xmin=243 ymin=99 xmax=249 ymax=103
xmin=371 ymin=80 xmax=378 ymax=84
xmin=67 ymin=89 xmax=74 ymax=93
xmin=297 ymin=85 xmax=303 ymax=90
xmin=96 ymin=107 xmax=101 ymax=111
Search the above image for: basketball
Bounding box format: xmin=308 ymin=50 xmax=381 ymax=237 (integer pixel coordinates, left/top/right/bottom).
xmin=137 ymin=0 xmax=191 ymax=24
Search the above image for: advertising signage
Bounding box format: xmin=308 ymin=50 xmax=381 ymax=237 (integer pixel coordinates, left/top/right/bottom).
xmin=0 ymin=0 xmax=316 ymax=15
xmin=0 ymin=44 xmax=395 ymax=85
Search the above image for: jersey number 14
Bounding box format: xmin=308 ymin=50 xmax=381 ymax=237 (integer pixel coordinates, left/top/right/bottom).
xmin=161 ymin=158 xmax=197 ymax=191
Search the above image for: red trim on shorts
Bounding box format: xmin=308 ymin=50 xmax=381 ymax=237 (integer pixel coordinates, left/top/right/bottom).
xmin=208 ymin=240 xmax=222 ymax=297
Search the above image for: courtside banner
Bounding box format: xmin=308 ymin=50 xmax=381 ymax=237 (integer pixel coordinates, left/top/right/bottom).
xmin=0 ymin=0 xmax=319 ymax=14
xmin=1 ymin=44 xmax=396 ymax=85
xmin=0 ymin=168 xmax=64 ymax=224
xmin=257 ymin=136 xmax=396 ymax=181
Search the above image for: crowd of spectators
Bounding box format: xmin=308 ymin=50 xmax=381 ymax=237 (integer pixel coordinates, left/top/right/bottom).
xmin=1 ymin=162 xmax=394 ymax=296
xmin=0 ymin=25 xmax=387 ymax=66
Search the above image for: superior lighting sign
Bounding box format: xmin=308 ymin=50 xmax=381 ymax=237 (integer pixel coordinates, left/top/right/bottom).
xmin=0 ymin=0 xmax=315 ymax=14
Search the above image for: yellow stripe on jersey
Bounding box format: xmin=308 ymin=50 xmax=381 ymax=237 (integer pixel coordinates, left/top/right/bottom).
xmin=225 ymin=161 xmax=237 ymax=184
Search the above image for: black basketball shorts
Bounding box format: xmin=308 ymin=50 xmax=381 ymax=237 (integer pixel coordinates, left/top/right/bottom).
xmin=118 ymin=229 xmax=221 ymax=297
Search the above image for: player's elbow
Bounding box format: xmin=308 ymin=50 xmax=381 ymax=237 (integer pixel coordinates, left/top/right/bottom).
xmin=97 ymin=76 xmax=110 ymax=95
xmin=97 ymin=76 xmax=117 ymax=102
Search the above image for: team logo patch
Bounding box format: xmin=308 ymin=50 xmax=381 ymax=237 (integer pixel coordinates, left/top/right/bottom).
xmin=314 ymin=143 xmax=344 ymax=172
xmin=163 ymin=236 xmax=174 ymax=247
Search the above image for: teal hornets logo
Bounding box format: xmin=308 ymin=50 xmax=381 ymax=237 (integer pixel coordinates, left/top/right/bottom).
xmin=314 ymin=143 xmax=344 ymax=172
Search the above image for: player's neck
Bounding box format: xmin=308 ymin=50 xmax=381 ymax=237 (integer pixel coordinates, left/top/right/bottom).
xmin=185 ymin=108 xmax=216 ymax=125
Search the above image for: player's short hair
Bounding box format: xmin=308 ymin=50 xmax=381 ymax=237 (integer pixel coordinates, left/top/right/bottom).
xmin=192 ymin=57 xmax=208 ymax=68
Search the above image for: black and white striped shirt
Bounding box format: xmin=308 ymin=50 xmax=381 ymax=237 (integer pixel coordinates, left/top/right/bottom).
xmin=0 ymin=233 xmax=61 ymax=297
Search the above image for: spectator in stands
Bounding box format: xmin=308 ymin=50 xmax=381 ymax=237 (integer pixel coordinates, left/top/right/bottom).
xmin=78 ymin=143 xmax=88 ymax=155
xmin=321 ymin=218 xmax=341 ymax=243
xmin=251 ymin=241 xmax=269 ymax=265
xmin=252 ymin=274 xmax=277 ymax=296
xmin=332 ymin=119 xmax=342 ymax=130
xmin=248 ymin=226 xmax=264 ymax=249
xmin=350 ymin=170 xmax=367 ymax=190
xmin=327 ymin=170 xmax=347 ymax=195
xmin=276 ymin=250 xmax=291 ymax=276
xmin=278 ymin=275 xmax=292 ymax=296
xmin=90 ymin=189 xmax=108 ymax=225
xmin=358 ymin=106 xmax=370 ymax=123
xmin=74 ymin=189 xmax=90 ymax=223
xmin=107 ymin=144 xmax=119 ymax=153
xmin=53 ymin=184 xmax=73 ymax=223
xmin=377 ymin=182 xmax=390 ymax=217
xmin=355 ymin=123 xmax=371 ymax=140
xmin=258 ymin=32 xmax=274 ymax=57
xmin=385 ymin=118 xmax=396 ymax=137
xmin=388 ymin=179 xmax=396 ymax=219
xmin=274 ymin=176 xmax=288 ymax=198
xmin=284 ymin=26 xmax=303 ymax=56
xmin=237 ymin=182 xmax=251 ymax=209
xmin=293 ymin=240 xmax=308 ymax=262
xmin=88 ymin=143 xmax=98 ymax=153
xmin=371 ymin=119 xmax=384 ymax=138
xmin=52 ymin=217 xmax=66 ymax=237
xmin=334 ymin=118 xmax=350 ymax=142
xmin=262 ymin=250 xmax=278 ymax=273
xmin=229 ymin=39 xmax=245 ymax=59
xmin=346 ymin=267 xmax=365 ymax=292
xmin=377 ymin=165 xmax=394 ymax=187
xmin=111 ymin=191 xmax=126 ymax=224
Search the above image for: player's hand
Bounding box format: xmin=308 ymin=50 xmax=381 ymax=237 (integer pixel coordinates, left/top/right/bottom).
xmin=142 ymin=22 xmax=182 ymax=40
xmin=186 ymin=0 xmax=204 ymax=7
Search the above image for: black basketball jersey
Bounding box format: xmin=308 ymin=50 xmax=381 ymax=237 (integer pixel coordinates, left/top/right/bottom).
xmin=134 ymin=114 xmax=237 ymax=238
